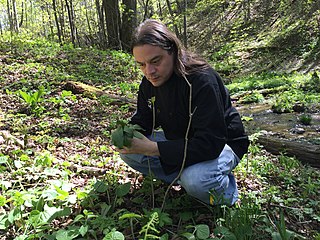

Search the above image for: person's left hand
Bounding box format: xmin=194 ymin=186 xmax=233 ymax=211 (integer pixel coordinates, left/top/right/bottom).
xmin=117 ymin=135 xmax=160 ymax=156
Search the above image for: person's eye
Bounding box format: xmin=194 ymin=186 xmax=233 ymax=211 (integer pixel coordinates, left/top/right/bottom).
xmin=151 ymin=58 xmax=161 ymax=65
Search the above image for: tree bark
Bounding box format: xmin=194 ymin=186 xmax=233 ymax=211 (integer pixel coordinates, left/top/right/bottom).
xmin=19 ymin=1 xmax=24 ymax=28
xmin=63 ymin=81 xmax=135 ymax=110
xmin=12 ymin=0 xmax=19 ymax=32
xmin=142 ymin=0 xmax=150 ymax=21
xmin=65 ymin=0 xmax=76 ymax=46
xmin=95 ymin=0 xmax=107 ymax=48
xmin=59 ymin=0 xmax=65 ymax=42
xmin=7 ymin=0 xmax=14 ymax=32
xmin=257 ymin=133 xmax=320 ymax=168
xmin=104 ymin=0 xmax=121 ymax=49
xmin=53 ymin=0 xmax=62 ymax=44
xmin=121 ymin=0 xmax=137 ymax=52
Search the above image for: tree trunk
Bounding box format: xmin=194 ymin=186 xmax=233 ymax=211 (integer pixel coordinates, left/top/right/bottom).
xmin=12 ymin=0 xmax=19 ymax=32
xmin=63 ymin=81 xmax=136 ymax=110
xmin=59 ymin=0 xmax=65 ymax=42
xmin=19 ymin=1 xmax=24 ymax=28
xmin=24 ymin=0 xmax=28 ymax=28
xmin=7 ymin=0 xmax=14 ymax=32
xmin=143 ymin=0 xmax=150 ymax=21
xmin=95 ymin=0 xmax=107 ymax=48
xmin=257 ymin=134 xmax=320 ymax=168
xmin=85 ymin=0 xmax=92 ymax=36
xmin=157 ymin=0 xmax=163 ymax=19
xmin=46 ymin=6 xmax=54 ymax=40
xmin=53 ymin=0 xmax=62 ymax=44
xmin=121 ymin=0 xmax=137 ymax=52
xmin=103 ymin=0 xmax=121 ymax=49
xmin=65 ymin=0 xmax=75 ymax=46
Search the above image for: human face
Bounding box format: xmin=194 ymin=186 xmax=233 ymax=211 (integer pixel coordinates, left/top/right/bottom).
xmin=133 ymin=44 xmax=174 ymax=87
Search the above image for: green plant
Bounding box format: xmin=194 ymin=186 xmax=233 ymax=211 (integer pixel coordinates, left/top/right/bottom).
xmin=271 ymin=211 xmax=296 ymax=240
xmin=298 ymin=114 xmax=312 ymax=125
xmin=19 ymin=86 xmax=46 ymax=116
xmin=139 ymin=211 xmax=161 ymax=239
xmin=239 ymin=90 xmax=264 ymax=103
xmin=301 ymin=72 xmax=320 ymax=93
xmin=111 ymin=121 xmax=144 ymax=148
xmin=180 ymin=224 xmax=211 ymax=240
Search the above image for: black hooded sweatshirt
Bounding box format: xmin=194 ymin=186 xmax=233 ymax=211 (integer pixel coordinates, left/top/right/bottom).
xmin=130 ymin=67 xmax=249 ymax=174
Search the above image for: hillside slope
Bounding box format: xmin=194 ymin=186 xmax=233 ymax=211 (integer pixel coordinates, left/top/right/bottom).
xmin=187 ymin=0 xmax=320 ymax=77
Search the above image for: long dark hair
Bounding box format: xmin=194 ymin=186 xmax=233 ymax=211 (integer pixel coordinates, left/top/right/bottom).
xmin=132 ymin=19 xmax=210 ymax=76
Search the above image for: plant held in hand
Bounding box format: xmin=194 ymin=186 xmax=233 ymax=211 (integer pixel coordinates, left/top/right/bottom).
xmin=111 ymin=121 xmax=144 ymax=148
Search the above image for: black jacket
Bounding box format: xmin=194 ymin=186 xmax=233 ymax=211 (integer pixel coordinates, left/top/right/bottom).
xmin=131 ymin=67 xmax=249 ymax=174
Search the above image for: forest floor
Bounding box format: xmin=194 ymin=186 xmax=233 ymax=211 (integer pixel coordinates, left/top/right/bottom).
xmin=0 ymin=38 xmax=319 ymax=239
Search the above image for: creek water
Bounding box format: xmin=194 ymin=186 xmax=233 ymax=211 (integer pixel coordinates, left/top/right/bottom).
xmin=237 ymin=103 xmax=320 ymax=145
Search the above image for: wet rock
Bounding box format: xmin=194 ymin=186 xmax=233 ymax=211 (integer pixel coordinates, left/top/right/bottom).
xmin=293 ymin=102 xmax=305 ymax=113
xmin=290 ymin=127 xmax=305 ymax=134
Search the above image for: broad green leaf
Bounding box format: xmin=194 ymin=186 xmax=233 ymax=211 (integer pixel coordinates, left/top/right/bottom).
xmin=56 ymin=229 xmax=79 ymax=240
xmin=115 ymin=182 xmax=131 ymax=197
xmin=180 ymin=232 xmax=196 ymax=240
xmin=195 ymin=224 xmax=210 ymax=239
xmin=73 ymin=214 xmax=84 ymax=223
xmin=103 ymin=231 xmax=125 ymax=240
xmin=19 ymin=91 xmax=32 ymax=104
xmin=41 ymin=189 xmax=58 ymax=200
xmin=38 ymin=205 xmax=71 ymax=224
xmin=0 ymin=195 xmax=7 ymax=207
xmin=8 ymin=208 xmax=22 ymax=223
xmin=271 ymin=232 xmax=282 ymax=240
xmin=133 ymin=130 xmax=143 ymax=139
xmin=94 ymin=181 xmax=108 ymax=193
xmin=14 ymin=235 xmax=28 ymax=240
xmin=160 ymin=233 xmax=169 ymax=240
xmin=179 ymin=211 xmax=193 ymax=222
xmin=14 ymin=160 xmax=23 ymax=169
xmin=213 ymin=226 xmax=236 ymax=240
xmin=0 ymin=214 xmax=9 ymax=230
xmin=132 ymin=124 xmax=144 ymax=131
xmin=0 ymin=180 xmax=12 ymax=190
xmin=79 ymin=225 xmax=88 ymax=237
xmin=28 ymin=210 xmax=43 ymax=227
xmin=123 ymin=135 xmax=132 ymax=147
xmin=54 ymin=186 xmax=69 ymax=200
xmin=123 ymin=125 xmax=133 ymax=136
xmin=111 ymin=126 xmax=124 ymax=148
xmin=0 ymin=156 xmax=8 ymax=164
xmin=34 ymin=197 xmax=45 ymax=211
xmin=101 ymin=203 xmax=111 ymax=217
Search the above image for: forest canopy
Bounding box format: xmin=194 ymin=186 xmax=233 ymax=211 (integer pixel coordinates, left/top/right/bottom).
xmin=1 ymin=0 xmax=320 ymax=74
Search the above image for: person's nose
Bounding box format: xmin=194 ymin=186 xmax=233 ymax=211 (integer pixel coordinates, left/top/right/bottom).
xmin=145 ymin=64 xmax=156 ymax=76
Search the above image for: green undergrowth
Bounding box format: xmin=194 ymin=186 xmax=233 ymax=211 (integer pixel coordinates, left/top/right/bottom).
xmin=226 ymin=72 xmax=320 ymax=113
xmin=0 ymin=35 xmax=319 ymax=239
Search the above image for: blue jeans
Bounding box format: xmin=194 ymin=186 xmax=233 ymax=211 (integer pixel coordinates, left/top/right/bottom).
xmin=120 ymin=131 xmax=240 ymax=205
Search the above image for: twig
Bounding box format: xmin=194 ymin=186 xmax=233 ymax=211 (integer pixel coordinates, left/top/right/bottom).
xmin=148 ymin=96 xmax=156 ymax=209
xmin=161 ymin=75 xmax=196 ymax=211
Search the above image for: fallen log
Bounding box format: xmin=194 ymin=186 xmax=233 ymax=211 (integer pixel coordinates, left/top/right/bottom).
xmin=256 ymin=132 xmax=320 ymax=168
xmin=63 ymin=81 xmax=136 ymax=110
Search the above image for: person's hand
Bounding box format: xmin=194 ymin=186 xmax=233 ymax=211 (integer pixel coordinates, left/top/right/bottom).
xmin=117 ymin=134 xmax=160 ymax=156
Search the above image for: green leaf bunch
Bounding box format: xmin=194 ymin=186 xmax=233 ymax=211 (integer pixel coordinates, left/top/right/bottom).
xmin=19 ymin=86 xmax=45 ymax=109
xmin=111 ymin=121 xmax=144 ymax=149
